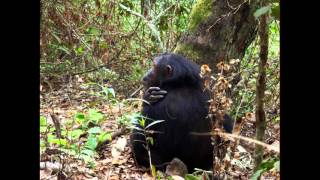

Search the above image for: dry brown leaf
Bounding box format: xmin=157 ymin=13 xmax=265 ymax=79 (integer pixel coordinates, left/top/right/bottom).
xmin=109 ymin=175 xmax=120 ymax=180
xmin=102 ymin=52 xmax=109 ymax=64
xmin=245 ymin=112 xmax=255 ymax=122
xmin=223 ymin=64 xmax=231 ymax=71
xmin=115 ymin=137 xmax=127 ymax=151
xmin=111 ymin=137 xmax=127 ymax=164
xmin=142 ymin=173 xmax=154 ymax=180
xmin=233 ymin=152 xmax=240 ymax=159
xmin=111 ymin=147 xmax=121 ymax=159
xmin=40 ymin=170 xmax=52 ymax=179
xmin=229 ymin=59 xmax=240 ymax=65
xmin=200 ymin=64 xmax=212 ymax=76
xmin=216 ymin=62 xmax=224 ymax=71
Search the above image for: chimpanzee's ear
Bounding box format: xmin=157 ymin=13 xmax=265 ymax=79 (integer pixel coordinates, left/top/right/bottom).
xmin=166 ymin=65 xmax=173 ymax=76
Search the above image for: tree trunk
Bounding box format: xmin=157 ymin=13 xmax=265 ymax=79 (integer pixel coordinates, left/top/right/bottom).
xmin=254 ymin=0 xmax=268 ymax=172
xmin=174 ymin=0 xmax=259 ymax=72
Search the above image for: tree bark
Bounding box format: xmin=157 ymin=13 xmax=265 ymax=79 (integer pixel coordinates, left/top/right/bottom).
xmin=254 ymin=0 xmax=269 ymax=172
xmin=174 ymin=0 xmax=259 ymax=72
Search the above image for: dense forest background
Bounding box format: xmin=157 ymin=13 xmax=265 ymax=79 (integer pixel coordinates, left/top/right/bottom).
xmin=40 ymin=0 xmax=280 ymax=179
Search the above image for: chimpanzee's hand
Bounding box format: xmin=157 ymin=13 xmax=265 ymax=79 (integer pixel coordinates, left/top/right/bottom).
xmin=144 ymin=87 xmax=167 ymax=104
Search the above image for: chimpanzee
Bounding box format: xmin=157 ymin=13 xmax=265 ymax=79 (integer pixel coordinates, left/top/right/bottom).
xmin=130 ymin=53 xmax=234 ymax=173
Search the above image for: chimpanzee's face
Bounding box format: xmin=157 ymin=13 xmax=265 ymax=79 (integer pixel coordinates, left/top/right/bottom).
xmin=142 ymin=56 xmax=173 ymax=88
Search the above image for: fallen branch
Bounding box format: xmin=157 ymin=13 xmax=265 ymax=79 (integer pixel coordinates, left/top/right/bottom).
xmin=111 ymin=127 xmax=127 ymax=140
xmin=96 ymin=127 xmax=128 ymax=150
xmin=190 ymin=131 xmax=279 ymax=153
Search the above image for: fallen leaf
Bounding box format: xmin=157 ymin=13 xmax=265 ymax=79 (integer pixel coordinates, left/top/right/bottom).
xmin=111 ymin=137 xmax=128 ymax=165
xmin=115 ymin=137 xmax=127 ymax=152
xmin=111 ymin=147 xmax=121 ymax=159
xmin=230 ymin=59 xmax=240 ymax=65
xmin=109 ymin=175 xmax=120 ymax=180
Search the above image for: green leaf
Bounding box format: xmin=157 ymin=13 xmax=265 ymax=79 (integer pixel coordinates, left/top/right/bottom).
xmin=40 ymin=116 xmax=47 ymax=126
xmin=118 ymin=112 xmax=141 ymax=125
xmin=129 ymin=113 xmax=141 ymax=122
xmin=146 ymin=137 xmax=154 ymax=145
xmin=271 ymin=4 xmax=280 ymax=20
xmin=151 ymin=164 xmax=157 ymax=177
xmin=108 ymin=88 xmax=115 ymax=98
xmin=87 ymin=161 xmax=96 ymax=169
xmin=250 ymin=169 xmax=265 ymax=180
xmin=98 ymin=132 xmax=112 ymax=143
xmin=76 ymin=46 xmax=84 ymax=55
xmin=139 ymin=119 xmax=145 ymax=128
xmin=57 ymin=46 xmax=71 ymax=55
xmin=40 ymin=140 xmax=46 ymax=148
xmin=87 ymin=27 xmax=100 ymax=35
xmin=85 ymin=135 xmax=98 ymax=150
xmin=272 ymin=160 xmax=280 ymax=171
xmin=250 ymin=158 xmax=278 ymax=180
xmin=61 ymin=130 xmax=67 ymax=136
xmin=81 ymin=149 xmax=95 ymax=156
xmin=145 ymin=120 xmax=165 ymax=129
xmin=88 ymin=109 xmax=104 ymax=122
xmin=101 ymin=86 xmax=115 ymax=98
xmin=75 ymin=113 xmax=86 ymax=122
xmin=79 ymin=153 xmax=95 ymax=163
xmin=254 ymin=5 xmax=271 ymax=19
xmin=40 ymin=126 xmax=47 ymax=133
xmin=185 ymin=174 xmax=200 ymax=180
xmin=88 ymin=127 xmax=102 ymax=134
xmin=70 ymin=129 xmax=84 ymax=139
xmin=259 ymin=158 xmax=278 ymax=169
xmin=49 ymin=138 xmax=68 ymax=147
xmin=47 ymin=133 xmax=54 ymax=141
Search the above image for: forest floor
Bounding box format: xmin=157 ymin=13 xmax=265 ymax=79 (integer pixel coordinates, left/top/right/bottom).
xmin=40 ymin=80 xmax=280 ymax=180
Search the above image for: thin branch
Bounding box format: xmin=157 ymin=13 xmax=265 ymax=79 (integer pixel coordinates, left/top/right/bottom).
xmin=190 ymin=131 xmax=279 ymax=153
xmin=119 ymin=3 xmax=164 ymax=51
xmin=207 ymin=0 xmax=249 ymax=32
xmin=226 ymin=0 xmax=237 ymax=10
xmin=129 ymin=86 xmax=144 ymax=98
xmin=71 ymin=46 xmax=125 ymax=76
xmin=50 ymin=113 xmax=62 ymax=139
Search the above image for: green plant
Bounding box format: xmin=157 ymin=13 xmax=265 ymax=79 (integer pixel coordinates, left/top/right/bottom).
xmin=117 ymin=112 xmax=141 ymax=126
xmin=75 ymin=108 xmax=105 ymax=128
xmin=131 ymin=116 xmax=165 ymax=177
xmin=250 ymin=158 xmax=279 ymax=180
xmin=40 ymin=107 xmax=112 ymax=168
xmin=40 ymin=116 xmax=47 ymax=133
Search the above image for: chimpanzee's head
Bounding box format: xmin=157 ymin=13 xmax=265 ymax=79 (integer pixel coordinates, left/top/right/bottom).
xmin=142 ymin=53 xmax=200 ymax=88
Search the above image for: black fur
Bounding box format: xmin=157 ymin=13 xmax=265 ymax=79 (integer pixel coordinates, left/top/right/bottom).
xmin=131 ymin=53 xmax=233 ymax=172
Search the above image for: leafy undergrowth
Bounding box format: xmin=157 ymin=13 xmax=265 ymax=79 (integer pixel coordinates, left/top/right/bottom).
xmin=40 ymin=79 xmax=279 ymax=180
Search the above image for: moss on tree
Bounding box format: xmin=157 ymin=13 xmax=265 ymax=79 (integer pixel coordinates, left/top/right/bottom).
xmin=187 ymin=0 xmax=213 ymax=32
